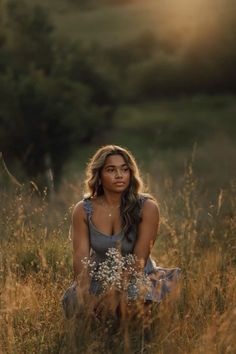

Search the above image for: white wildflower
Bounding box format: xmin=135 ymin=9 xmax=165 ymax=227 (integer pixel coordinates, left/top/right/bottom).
xmin=81 ymin=248 xmax=152 ymax=297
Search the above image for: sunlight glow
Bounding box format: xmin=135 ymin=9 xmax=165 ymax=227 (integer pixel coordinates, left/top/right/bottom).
xmin=146 ymin=0 xmax=232 ymax=51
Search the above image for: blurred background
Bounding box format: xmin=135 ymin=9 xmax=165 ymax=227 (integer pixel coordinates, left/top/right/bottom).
xmin=0 ymin=0 xmax=236 ymax=197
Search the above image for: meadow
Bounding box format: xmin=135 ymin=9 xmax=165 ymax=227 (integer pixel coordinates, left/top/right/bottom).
xmin=1 ymin=160 xmax=236 ymax=353
xmin=1 ymin=0 xmax=236 ymax=352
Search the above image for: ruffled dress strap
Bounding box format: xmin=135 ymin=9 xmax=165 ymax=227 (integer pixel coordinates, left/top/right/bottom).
xmin=139 ymin=194 xmax=148 ymax=205
xmin=138 ymin=194 xmax=149 ymax=217
xmin=82 ymin=197 xmax=93 ymax=218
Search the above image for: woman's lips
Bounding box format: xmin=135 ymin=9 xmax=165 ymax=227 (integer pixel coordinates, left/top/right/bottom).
xmin=114 ymin=182 xmax=125 ymax=185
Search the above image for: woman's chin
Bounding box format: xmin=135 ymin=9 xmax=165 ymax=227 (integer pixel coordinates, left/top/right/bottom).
xmin=111 ymin=185 xmax=127 ymax=193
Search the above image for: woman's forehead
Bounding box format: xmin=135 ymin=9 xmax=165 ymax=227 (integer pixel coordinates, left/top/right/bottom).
xmin=104 ymin=154 xmax=127 ymax=167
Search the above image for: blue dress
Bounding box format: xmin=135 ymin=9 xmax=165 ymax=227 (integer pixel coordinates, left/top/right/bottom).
xmin=62 ymin=195 xmax=181 ymax=319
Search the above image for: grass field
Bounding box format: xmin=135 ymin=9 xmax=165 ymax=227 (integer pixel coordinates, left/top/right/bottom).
xmin=1 ymin=2 xmax=236 ymax=351
xmin=1 ymin=163 xmax=236 ymax=353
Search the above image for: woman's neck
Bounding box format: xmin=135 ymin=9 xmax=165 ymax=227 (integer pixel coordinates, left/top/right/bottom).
xmin=101 ymin=192 xmax=122 ymax=207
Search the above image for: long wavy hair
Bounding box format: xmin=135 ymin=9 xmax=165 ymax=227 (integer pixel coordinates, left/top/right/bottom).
xmin=84 ymin=145 xmax=156 ymax=241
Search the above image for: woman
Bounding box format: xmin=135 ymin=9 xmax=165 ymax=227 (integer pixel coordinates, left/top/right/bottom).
xmin=62 ymin=145 xmax=180 ymax=320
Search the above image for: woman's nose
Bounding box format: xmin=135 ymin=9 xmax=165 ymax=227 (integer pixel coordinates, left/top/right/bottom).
xmin=115 ymin=170 xmax=122 ymax=178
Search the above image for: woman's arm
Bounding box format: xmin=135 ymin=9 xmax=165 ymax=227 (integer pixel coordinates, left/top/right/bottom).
xmin=72 ymin=201 xmax=90 ymax=287
xmin=133 ymin=199 xmax=160 ymax=269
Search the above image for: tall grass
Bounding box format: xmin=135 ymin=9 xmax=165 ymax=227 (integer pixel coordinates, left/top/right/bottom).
xmin=0 ymin=165 xmax=236 ymax=353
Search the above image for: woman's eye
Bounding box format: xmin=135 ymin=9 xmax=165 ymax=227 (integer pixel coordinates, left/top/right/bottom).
xmin=107 ymin=168 xmax=114 ymax=172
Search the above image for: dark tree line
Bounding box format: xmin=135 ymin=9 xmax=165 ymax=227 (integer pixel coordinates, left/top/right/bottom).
xmin=0 ymin=0 xmax=119 ymax=188
xmin=1 ymin=0 xmax=236 ymax=189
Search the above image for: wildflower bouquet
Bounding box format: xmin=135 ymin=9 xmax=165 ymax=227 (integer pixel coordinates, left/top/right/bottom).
xmin=82 ymin=248 xmax=152 ymax=300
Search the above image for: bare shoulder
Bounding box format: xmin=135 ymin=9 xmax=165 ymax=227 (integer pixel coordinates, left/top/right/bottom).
xmin=72 ymin=199 xmax=87 ymax=223
xmin=142 ymin=197 xmax=159 ymax=211
xmin=142 ymin=198 xmax=160 ymax=220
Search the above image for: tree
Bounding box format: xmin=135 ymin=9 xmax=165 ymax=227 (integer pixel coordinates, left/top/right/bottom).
xmin=0 ymin=0 xmax=118 ymax=189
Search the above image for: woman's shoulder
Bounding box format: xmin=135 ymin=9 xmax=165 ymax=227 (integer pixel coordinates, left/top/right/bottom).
xmin=74 ymin=195 xmax=95 ymax=208
xmin=138 ymin=193 xmax=158 ymax=205
xmin=72 ymin=198 xmax=90 ymax=219
xmin=138 ymin=193 xmax=159 ymax=215
xmin=74 ymin=195 xmax=100 ymax=218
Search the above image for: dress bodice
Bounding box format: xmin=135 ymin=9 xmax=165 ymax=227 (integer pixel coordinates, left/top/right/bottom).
xmin=83 ymin=195 xmax=156 ymax=273
xmin=61 ymin=196 xmax=181 ymax=317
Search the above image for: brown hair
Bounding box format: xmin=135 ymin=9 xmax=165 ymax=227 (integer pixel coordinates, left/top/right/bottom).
xmin=84 ymin=145 xmax=156 ymax=241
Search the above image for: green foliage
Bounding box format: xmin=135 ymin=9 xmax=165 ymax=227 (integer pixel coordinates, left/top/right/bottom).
xmin=0 ymin=0 xmax=118 ymax=188
xmin=0 ymin=69 xmax=113 ymax=185
xmin=49 ymin=0 xmax=236 ymax=96
xmin=6 ymin=0 xmax=54 ymax=73
xmin=1 ymin=0 xmax=236 ymax=190
xmin=112 ymin=96 xmax=236 ymax=150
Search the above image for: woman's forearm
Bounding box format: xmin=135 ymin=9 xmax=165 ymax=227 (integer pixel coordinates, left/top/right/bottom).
xmin=73 ymin=255 xmax=82 ymax=281
xmin=73 ymin=254 xmax=90 ymax=289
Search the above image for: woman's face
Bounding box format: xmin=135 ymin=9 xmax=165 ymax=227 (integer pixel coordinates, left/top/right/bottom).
xmin=100 ymin=154 xmax=131 ymax=193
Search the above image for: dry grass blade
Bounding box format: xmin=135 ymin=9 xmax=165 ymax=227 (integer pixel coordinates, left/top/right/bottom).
xmin=0 ymin=152 xmax=22 ymax=187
